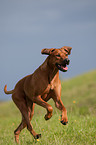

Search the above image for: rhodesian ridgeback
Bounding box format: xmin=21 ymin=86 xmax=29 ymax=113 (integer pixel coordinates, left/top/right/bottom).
xmin=4 ymin=46 xmax=72 ymax=143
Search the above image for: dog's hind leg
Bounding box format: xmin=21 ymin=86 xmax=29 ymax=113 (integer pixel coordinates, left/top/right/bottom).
xmin=14 ymin=117 xmax=26 ymax=143
xmin=14 ymin=103 xmax=36 ymax=143
xmin=26 ymin=98 xmax=35 ymax=121
xmin=12 ymin=93 xmax=41 ymax=143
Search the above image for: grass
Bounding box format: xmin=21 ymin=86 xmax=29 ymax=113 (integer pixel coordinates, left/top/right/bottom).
xmin=0 ymin=70 xmax=96 ymax=145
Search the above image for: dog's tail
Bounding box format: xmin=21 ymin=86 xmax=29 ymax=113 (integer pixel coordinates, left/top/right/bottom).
xmin=4 ymin=85 xmax=14 ymax=94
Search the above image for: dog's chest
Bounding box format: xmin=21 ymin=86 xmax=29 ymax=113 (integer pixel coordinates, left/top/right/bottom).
xmin=42 ymin=84 xmax=53 ymax=95
xmin=42 ymin=79 xmax=56 ymax=95
xmin=47 ymin=83 xmax=54 ymax=91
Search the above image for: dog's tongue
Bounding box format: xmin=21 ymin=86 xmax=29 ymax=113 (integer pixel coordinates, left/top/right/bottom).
xmin=63 ymin=66 xmax=68 ymax=71
xmin=60 ymin=65 xmax=68 ymax=71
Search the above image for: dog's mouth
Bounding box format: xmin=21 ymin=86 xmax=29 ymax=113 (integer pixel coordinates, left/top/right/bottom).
xmin=56 ymin=63 xmax=68 ymax=72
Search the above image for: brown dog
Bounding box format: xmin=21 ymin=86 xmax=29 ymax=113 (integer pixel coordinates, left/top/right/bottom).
xmin=4 ymin=46 xmax=72 ymax=143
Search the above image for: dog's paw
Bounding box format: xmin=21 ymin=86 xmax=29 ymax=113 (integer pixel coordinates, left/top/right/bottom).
xmin=60 ymin=120 xmax=68 ymax=125
xmin=44 ymin=114 xmax=50 ymax=120
xmin=35 ymin=134 xmax=41 ymax=139
xmin=14 ymin=134 xmax=19 ymax=144
xmin=44 ymin=113 xmax=52 ymax=120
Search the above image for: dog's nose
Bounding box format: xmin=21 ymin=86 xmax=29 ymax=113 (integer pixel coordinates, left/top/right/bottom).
xmin=63 ymin=58 xmax=70 ymax=65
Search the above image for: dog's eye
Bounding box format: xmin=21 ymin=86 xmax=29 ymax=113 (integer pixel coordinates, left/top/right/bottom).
xmin=51 ymin=49 xmax=55 ymax=52
xmin=56 ymin=54 xmax=60 ymax=57
xmin=66 ymin=53 xmax=68 ymax=56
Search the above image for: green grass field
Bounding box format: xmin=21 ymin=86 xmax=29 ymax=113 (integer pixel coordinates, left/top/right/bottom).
xmin=0 ymin=70 xmax=96 ymax=145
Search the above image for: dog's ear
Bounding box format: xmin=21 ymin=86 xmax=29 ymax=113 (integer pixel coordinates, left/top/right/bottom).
xmin=61 ymin=46 xmax=72 ymax=55
xmin=41 ymin=48 xmax=55 ymax=55
xmin=41 ymin=48 xmax=50 ymax=55
xmin=67 ymin=47 xmax=72 ymax=55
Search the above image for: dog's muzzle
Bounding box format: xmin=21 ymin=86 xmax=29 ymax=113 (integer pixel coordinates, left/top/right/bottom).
xmin=56 ymin=58 xmax=70 ymax=72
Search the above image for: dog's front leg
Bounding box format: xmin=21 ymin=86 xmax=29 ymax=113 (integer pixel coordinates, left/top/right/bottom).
xmin=33 ymin=95 xmax=53 ymax=120
xmin=55 ymin=99 xmax=68 ymax=125
xmin=52 ymin=85 xmax=68 ymax=125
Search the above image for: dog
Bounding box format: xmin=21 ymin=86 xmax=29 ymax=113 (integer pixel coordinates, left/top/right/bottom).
xmin=4 ymin=46 xmax=72 ymax=143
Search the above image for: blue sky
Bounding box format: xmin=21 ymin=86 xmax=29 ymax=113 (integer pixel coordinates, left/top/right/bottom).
xmin=0 ymin=0 xmax=96 ymax=100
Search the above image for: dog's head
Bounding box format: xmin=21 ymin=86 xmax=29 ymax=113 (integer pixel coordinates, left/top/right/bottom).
xmin=41 ymin=46 xmax=72 ymax=72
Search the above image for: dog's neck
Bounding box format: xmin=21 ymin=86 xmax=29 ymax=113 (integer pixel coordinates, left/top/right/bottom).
xmin=40 ymin=56 xmax=59 ymax=84
xmin=48 ymin=67 xmax=59 ymax=84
